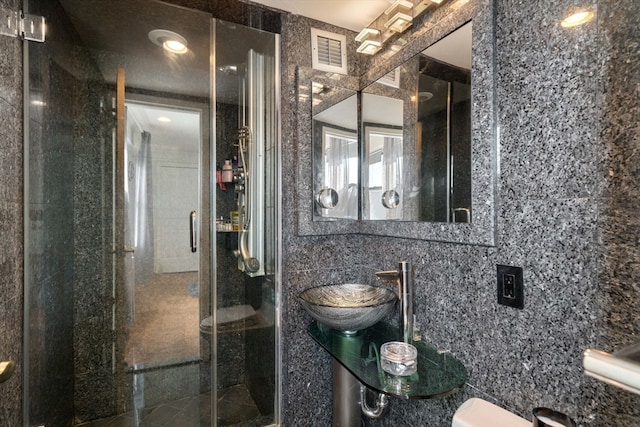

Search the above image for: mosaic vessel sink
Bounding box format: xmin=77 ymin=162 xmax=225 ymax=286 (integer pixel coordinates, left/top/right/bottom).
xmin=299 ymin=284 xmax=397 ymax=333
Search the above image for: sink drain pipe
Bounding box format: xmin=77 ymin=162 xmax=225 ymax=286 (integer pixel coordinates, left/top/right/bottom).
xmin=333 ymin=360 xmax=361 ymax=426
xmin=332 ymin=359 xmax=389 ymax=426
xmin=360 ymin=385 xmax=388 ymax=419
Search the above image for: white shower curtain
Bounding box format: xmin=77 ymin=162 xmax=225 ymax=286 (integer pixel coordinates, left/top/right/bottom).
xmin=134 ymin=131 xmax=154 ymax=284
xmin=325 ymin=133 xmax=358 ymax=219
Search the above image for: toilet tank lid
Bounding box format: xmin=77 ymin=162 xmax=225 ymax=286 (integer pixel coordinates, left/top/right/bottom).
xmin=452 ymin=398 xmax=530 ymax=427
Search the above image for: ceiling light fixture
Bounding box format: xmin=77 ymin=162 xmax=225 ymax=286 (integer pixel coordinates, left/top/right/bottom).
xmin=357 ymin=39 xmax=383 ymax=55
xmin=311 ymin=82 xmax=326 ymax=95
xmin=561 ymin=10 xmax=595 ymax=28
xmin=148 ymin=29 xmax=189 ymax=54
xmin=164 ymin=39 xmax=187 ymax=54
xmin=356 ymin=0 xmax=448 ymax=55
xmin=355 ymin=28 xmax=382 ymax=55
xmin=384 ymin=0 xmax=414 ymax=34
xmin=355 ymin=28 xmax=381 ymax=43
xmin=157 ymin=116 xmax=172 ymax=123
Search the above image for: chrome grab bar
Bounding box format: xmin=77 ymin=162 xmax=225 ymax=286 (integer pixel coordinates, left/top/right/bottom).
xmin=239 ymin=230 xmax=260 ymax=273
xmin=190 ymin=210 xmax=197 ymax=253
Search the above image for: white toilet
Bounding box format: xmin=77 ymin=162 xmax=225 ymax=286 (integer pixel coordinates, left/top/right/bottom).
xmin=452 ymin=398 xmax=530 ymax=427
xmin=199 ymin=304 xmax=257 ymax=335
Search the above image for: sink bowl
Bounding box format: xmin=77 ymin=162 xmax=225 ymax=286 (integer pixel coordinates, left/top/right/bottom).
xmin=299 ymin=284 xmax=397 ymax=333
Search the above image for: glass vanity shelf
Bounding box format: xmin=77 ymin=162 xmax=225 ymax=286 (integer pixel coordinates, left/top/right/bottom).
xmin=307 ymin=321 xmax=467 ymax=400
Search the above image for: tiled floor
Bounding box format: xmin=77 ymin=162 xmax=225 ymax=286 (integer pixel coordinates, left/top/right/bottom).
xmin=76 ymin=392 xmax=210 ymax=427
xmin=96 ymin=272 xmax=272 ymax=426
xmin=77 ymin=384 xmax=269 ymax=427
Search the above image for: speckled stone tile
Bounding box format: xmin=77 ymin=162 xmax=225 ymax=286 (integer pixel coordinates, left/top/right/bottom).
xmin=0 ymin=98 xmax=22 ymax=204
xmin=596 ymin=0 xmax=640 ymax=203
xmin=279 ymin=0 xmax=640 ymax=425
xmin=497 ymin=0 xmax=600 ymax=201
xmin=2 ymin=0 xmax=638 ymax=426
xmin=0 ymin=1 xmax=23 ymax=426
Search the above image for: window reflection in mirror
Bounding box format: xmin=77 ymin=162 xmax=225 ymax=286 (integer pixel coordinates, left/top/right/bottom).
xmin=362 ymin=94 xmax=404 ymax=220
xmin=312 ymin=84 xmax=358 ymax=220
xmin=362 ymin=22 xmax=472 ymax=223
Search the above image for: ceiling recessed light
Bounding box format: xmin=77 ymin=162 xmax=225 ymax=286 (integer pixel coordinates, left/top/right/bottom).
xmin=157 ymin=116 xmax=172 ymax=123
xmin=148 ymin=29 xmax=189 ymax=54
xmin=419 ymin=91 xmax=434 ymax=102
xmin=561 ymin=10 xmax=595 ymax=28
xmin=163 ymin=39 xmax=187 ymax=54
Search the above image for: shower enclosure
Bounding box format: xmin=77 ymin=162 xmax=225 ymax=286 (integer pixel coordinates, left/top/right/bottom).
xmin=23 ymin=0 xmax=280 ymax=426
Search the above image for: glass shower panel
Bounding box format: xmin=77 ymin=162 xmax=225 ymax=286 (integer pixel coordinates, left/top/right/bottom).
xmin=25 ymin=0 xmax=214 ymax=425
xmin=213 ymin=20 xmax=279 ymax=427
xmin=25 ymin=2 xmax=280 ymax=426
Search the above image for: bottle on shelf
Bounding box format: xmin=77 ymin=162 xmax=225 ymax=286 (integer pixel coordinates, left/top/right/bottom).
xmin=222 ymin=159 xmax=233 ymax=183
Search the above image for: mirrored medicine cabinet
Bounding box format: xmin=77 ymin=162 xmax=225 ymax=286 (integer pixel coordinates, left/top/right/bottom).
xmin=360 ymin=22 xmax=472 ymax=224
xmin=302 ymin=0 xmax=496 ymax=245
xmin=312 ymin=86 xmax=359 ymax=220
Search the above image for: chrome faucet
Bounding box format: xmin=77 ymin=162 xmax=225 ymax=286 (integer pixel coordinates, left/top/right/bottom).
xmin=375 ymin=261 xmax=414 ymax=344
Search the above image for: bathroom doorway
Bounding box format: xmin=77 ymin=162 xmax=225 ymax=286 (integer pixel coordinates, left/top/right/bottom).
xmin=23 ymin=0 xmax=280 ymax=426
xmin=123 ymin=101 xmax=202 ymax=369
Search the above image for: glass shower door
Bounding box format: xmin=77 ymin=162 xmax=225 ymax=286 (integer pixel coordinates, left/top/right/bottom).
xmin=212 ymin=19 xmax=279 ymax=427
xmin=25 ymin=2 xmax=280 ymax=426
xmin=25 ymin=0 xmax=214 ymax=425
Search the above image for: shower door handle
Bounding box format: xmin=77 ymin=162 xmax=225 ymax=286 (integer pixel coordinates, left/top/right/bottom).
xmin=112 ymin=246 xmax=134 ymax=254
xmin=190 ymin=210 xmax=197 ymax=253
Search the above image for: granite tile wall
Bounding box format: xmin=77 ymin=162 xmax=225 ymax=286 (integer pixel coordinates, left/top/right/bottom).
xmin=26 ymin=55 xmax=77 ymax=426
xmin=25 ymin=0 xmax=115 ymax=423
xmin=279 ymin=1 xmax=640 ymax=427
xmin=3 ymin=0 xmax=638 ymax=426
xmin=0 ymin=0 xmax=23 ymax=424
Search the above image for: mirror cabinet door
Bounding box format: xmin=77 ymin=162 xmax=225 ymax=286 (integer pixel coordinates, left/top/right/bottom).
xmin=312 ymin=84 xmax=358 ymax=220
xmin=361 ymin=22 xmax=473 ymax=223
xmin=302 ymin=0 xmax=496 ymax=244
xmin=362 ymin=91 xmax=405 ymax=220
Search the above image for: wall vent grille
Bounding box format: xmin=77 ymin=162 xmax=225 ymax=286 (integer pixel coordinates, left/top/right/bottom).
xmin=311 ymin=28 xmax=347 ymax=74
xmin=378 ymin=67 xmax=401 ymax=88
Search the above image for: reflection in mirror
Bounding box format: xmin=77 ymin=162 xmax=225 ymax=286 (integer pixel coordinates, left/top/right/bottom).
xmin=312 ymin=84 xmax=358 ymax=220
xmin=420 ymin=22 xmax=472 ymax=223
xmin=362 ymin=94 xmax=404 ymax=220
xmin=362 ymin=22 xmax=472 ymax=223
